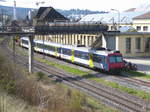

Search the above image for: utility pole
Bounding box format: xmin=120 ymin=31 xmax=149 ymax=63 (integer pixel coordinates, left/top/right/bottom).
xmin=12 ymin=0 xmax=17 ymax=63
xmin=13 ymin=0 xmax=17 ymax=20
xmin=29 ymin=35 xmax=34 ymax=73
xmin=111 ymin=9 xmax=120 ymax=30
xmin=0 ymin=0 xmax=6 ymax=30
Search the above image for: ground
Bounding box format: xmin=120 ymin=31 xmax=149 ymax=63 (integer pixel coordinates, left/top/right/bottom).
xmin=125 ymin=57 xmax=150 ymax=74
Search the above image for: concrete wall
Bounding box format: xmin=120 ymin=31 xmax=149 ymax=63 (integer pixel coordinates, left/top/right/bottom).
xmin=106 ymin=36 xmax=116 ymax=50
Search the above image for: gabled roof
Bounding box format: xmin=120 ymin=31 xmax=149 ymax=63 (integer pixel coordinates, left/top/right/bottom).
xmin=36 ymin=7 xmax=47 ymax=18
xmin=124 ymin=8 xmax=136 ymax=12
xmin=80 ymin=11 xmax=146 ymax=24
xmin=36 ymin=7 xmax=68 ymax=21
xmin=133 ymin=11 xmax=150 ymax=19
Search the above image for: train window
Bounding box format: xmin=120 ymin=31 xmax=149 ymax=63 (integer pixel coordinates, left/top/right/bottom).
xmin=93 ymin=54 xmax=101 ymax=62
xmin=22 ymin=40 xmax=28 ymax=45
xmin=101 ymin=57 xmax=106 ymax=63
xmin=45 ymin=45 xmax=54 ymax=51
xmin=62 ymin=48 xmax=72 ymax=56
xmin=75 ymin=51 xmax=81 ymax=57
xmin=39 ymin=43 xmax=44 ymax=49
xmin=81 ymin=52 xmax=88 ymax=60
xmin=45 ymin=45 xmax=49 ymax=50
xmin=75 ymin=51 xmax=88 ymax=60
xmin=58 ymin=48 xmax=61 ymax=53
xmin=36 ymin=43 xmax=39 ymax=47
xmin=51 ymin=46 xmax=55 ymax=51
xmin=109 ymin=56 xmax=116 ymax=63
xmin=48 ymin=46 xmax=51 ymax=50
xmin=109 ymin=55 xmax=123 ymax=63
xmin=116 ymin=56 xmax=123 ymax=63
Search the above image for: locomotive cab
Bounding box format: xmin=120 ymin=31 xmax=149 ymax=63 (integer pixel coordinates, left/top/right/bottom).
xmin=108 ymin=53 xmax=125 ymax=74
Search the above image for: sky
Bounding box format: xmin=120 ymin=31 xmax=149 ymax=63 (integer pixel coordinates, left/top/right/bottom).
xmin=0 ymin=0 xmax=150 ymax=12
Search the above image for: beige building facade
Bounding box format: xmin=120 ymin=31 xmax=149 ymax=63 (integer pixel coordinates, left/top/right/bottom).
xmin=132 ymin=12 xmax=150 ymax=32
xmin=34 ymin=32 xmax=150 ymax=57
xmin=133 ymin=20 xmax=150 ymax=32
xmin=117 ymin=33 xmax=150 ymax=57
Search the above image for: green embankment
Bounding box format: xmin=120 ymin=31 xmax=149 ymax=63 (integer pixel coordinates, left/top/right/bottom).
xmin=125 ymin=70 xmax=150 ymax=80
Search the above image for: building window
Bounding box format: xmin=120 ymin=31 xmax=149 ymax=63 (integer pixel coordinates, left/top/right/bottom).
xmin=145 ymin=38 xmax=150 ymax=52
xmin=143 ymin=26 xmax=148 ymax=31
xmin=126 ymin=38 xmax=131 ymax=53
xmin=135 ymin=37 xmax=141 ymax=52
xmin=136 ymin=26 xmax=141 ymax=31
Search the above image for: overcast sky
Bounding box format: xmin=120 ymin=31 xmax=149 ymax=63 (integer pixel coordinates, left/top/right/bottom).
xmin=0 ymin=0 xmax=150 ymax=12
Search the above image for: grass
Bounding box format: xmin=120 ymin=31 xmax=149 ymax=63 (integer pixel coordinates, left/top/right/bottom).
xmin=125 ymin=70 xmax=150 ymax=80
xmin=35 ymin=57 xmax=89 ymax=76
xmin=60 ymin=84 xmax=119 ymax=112
xmin=36 ymin=71 xmax=45 ymax=80
xmin=0 ymin=90 xmax=37 ymax=112
xmin=0 ymin=37 xmax=4 ymax=42
xmin=91 ymin=78 xmax=150 ymax=100
xmin=87 ymin=97 xmax=119 ymax=112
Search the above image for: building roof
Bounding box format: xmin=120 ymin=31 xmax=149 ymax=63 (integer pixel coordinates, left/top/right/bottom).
xmin=133 ymin=11 xmax=150 ymax=19
xmin=36 ymin=7 xmax=46 ymax=18
xmin=80 ymin=4 xmax=150 ymax=23
xmin=124 ymin=8 xmax=136 ymax=12
xmin=80 ymin=11 xmax=147 ymax=24
xmin=119 ymin=32 xmax=150 ymax=35
xmin=36 ymin=7 xmax=68 ymax=21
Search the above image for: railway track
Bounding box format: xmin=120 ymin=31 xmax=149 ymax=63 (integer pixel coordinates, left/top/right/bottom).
xmin=1 ymin=37 xmax=150 ymax=112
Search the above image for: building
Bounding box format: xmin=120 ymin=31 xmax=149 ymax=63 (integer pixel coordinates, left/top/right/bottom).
xmin=115 ymin=32 xmax=150 ymax=57
xmin=33 ymin=7 xmax=69 ymax=26
xmin=133 ymin=12 xmax=150 ymax=32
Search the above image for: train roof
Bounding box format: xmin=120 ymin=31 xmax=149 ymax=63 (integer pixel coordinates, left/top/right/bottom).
xmin=21 ymin=37 xmax=121 ymax=56
xmin=21 ymin=37 xmax=29 ymax=40
xmin=35 ymin=39 xmax=62 ymax=47
xmin=36 ymin=40 xmax=120 ymax=56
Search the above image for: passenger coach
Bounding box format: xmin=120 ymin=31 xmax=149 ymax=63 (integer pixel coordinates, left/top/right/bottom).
xmin=20 ymin=37 xmax=125 ymax=73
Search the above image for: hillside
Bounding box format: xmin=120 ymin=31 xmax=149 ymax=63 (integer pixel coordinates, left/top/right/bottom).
xmin=0 ymin=5 xmax=105 ymax=20
xmin=0 ymin=5 xmax=32 ymax=19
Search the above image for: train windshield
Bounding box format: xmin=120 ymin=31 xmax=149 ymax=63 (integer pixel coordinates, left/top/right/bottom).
xmin=109 ymin=55 xmax=123 ymax=63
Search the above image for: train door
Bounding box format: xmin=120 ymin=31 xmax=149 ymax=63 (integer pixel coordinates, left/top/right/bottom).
xmin=101 ymin=56 xmax=109 ymax=71
xmin=89 ymin=53 xmax=94 ymax=68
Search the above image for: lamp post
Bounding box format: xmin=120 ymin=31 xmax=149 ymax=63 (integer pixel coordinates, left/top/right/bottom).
xmin=111 ymin=9 xmax=120 ymax=30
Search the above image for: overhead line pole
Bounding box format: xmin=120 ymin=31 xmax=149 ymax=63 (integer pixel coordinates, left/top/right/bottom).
xmin=111 ymin=9 xmax=120 ymax=30
xmin=29 ymin=35 xmax=34 ymax=73
xmin=12 ymin=0 xmax=16 ymax=63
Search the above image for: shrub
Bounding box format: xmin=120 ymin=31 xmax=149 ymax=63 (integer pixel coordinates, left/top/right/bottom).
xmin=36 ymin=71 xmax=45 ymax=80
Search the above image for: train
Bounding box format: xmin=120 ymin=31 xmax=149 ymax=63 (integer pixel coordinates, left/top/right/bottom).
xmin=20 ymin=37 xmax=125 ymax=73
